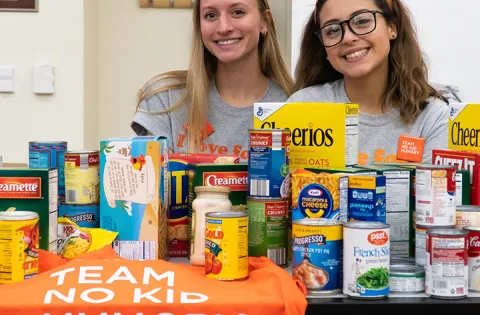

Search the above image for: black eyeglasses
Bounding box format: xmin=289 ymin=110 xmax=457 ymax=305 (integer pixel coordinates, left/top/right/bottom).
xmin=315 ymin=10 xmax=385 ymax=47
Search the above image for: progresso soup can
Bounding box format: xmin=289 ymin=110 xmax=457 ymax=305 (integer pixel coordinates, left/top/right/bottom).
xmin=58 ymin=203 xmax=100 ymax=228
xmin=247 ymin=128 xmax=290 ymax=198
xmin=343 ymin=221 xmax=390 ymax=299
xmin=0 ymin=210 xmax=39 ymax=283
xmin=292 ymin=218 xmax=343 ymax=295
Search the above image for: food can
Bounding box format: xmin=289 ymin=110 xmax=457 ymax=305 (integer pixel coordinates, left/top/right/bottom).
xmin=456 ymin=205 xmax=480 ymax=229
xmin=343 ymin=221 xmax=390 ymax=299
xmin=463 ymin=225 xmax=480 ymax=291
xmin=247 ymin=128 xmax=290 ymax=198
xmin=415 ymin=165 xmax=456 ymax=227
xmin=425 ymin=228 xmax=468 ymax=299
xmin=415 ymin=225 xmax=454 ymax=267
xmin=64 ymin=150 xmax=100 ymax=204
xmin=205 ymin=211 xmax=248 ymax=281
xmin=29 ymin=141 xmax=67 ymax=200
xmin=390 ymin=256 xmax=416 ymax=266
xmin=246 ymin=197 xmax=288 ymax=267
xmin=0 ymin=211 xmax=39 ymax=283
xmin=389 ymin=265 xmax=425 ymax=293
xmin=292 ymin=218 xmax=343 ymax=295
xmin=58 ymin=203 xmax=100 ymax=228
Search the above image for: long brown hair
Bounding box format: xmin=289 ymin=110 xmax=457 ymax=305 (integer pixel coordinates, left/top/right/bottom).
xmin=136 ymin=0 xmax=294 ymax=152
xmin=294 ymin=0 xmax=443 ymax=123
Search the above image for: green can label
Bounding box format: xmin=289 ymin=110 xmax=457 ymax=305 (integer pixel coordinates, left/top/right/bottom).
xmin=247 ymin=198 xmax=288 ymax=266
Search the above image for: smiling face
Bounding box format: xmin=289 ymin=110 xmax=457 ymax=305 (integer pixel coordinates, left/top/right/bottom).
xmin=199 ymin=0 xmax=268 ymax=65
xmin=318 ymin=0 xmax=396 ymax=79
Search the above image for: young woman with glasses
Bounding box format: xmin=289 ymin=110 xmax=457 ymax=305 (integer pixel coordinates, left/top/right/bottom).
xmin=132 ymin=0 xmax=293 ymax=160
xmin=287 ymin=0 xmax=448 ymax=165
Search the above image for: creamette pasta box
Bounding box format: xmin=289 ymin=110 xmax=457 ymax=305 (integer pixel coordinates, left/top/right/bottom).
xmin=253 ymin=102 xmax=359 ymax=168
xmin=449 ymin=103 xmax=480 ymax=152
xmin=99 ymin=136 xmax=169 ymax=260
xmin=0 ymin=168 xmax=58 ymax=253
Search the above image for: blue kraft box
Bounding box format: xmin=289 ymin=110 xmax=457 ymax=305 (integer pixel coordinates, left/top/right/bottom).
xmin=347 ymin=174 xmax=386 ymax=223
xmin=99 ymin=136 xmax=169 ymax=260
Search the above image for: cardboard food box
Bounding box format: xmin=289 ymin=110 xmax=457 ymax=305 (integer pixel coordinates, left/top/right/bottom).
xmin=253 ymin=102 xmax=359 ymax=169
xmin=0 ymin=168 xmax=58 ymax=252
xmin=448 ymin=103 xmax=480 ymax=152
xmin=355 ymin=164 xmax=414 ymax=257
xmin=100 ymin=136 xmax=169 ymax=260
xmin=347 ymin=174 xmax=386 ymax=223
xmin=168 ymin=153 xmax=238 ymax=257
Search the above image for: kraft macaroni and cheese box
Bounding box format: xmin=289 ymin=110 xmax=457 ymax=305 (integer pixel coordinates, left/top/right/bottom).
xmin=100 ymin=136 xmax=169 ymax=260
xmin=291 ymin=169 xmax=348 ymax=222
xmin=347 ymin=175 xmax=386 ymax=223
xmin=253 ymin=102 xmax=359 ymax=168
xmin=168 ymin=153 xmax=238 ymax=257
xmin=449 ymin=103 xmax=480 ymax=152
xmin=307 ymin=166 xmax=377 ymax=175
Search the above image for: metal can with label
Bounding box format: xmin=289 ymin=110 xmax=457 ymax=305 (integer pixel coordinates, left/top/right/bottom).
xmin=425 ymin=228 xmax=468 ymax=299
xmin=390 ymin=256 xmax=416 ymax=266
xmin=58 ymin=203 xmax=100 ymax=228
xmin=64 ymin=150 xmax=100 ymax=204
xmin=343 ymin=221 xmax=390 ymax=299
xmin=415 ymin=165 xmax=456 ymax=227
xmin=292 ymin=218 xmax=343 ymax=296
xmin=462 ymin=226 xmax=480 ymax=291
xmin=0 ymin=211 xmax=39 ymax=283
xmin=205 ymin=211 xmax=248 ymax=281
xmin=456 ymin=205 xmax=480 ymax=229
xmin=29 ymin=141 xmax=67 ymax=200
xmin=247 ymin=128 xmax=290 ymax=198
xmin=246 ymin=197 xmax=288 ymax=267
xmin=415 ymin=225 xmax=455 ymax=267
xmin=389 ymin=265 xmax=425 ymax=293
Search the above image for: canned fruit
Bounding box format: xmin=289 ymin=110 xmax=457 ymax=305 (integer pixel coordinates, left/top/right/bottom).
xmin=248 ymin=129 xmax=290 ymax=198
xmin=0 ymin=211 xmax=39 ymax=283
xmin=205 ymin=211 xmax=248 ymax=281
xmin=292 ymin=219 xmax=343 ymax=295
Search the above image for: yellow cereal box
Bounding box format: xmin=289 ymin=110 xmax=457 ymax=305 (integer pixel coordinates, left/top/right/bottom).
xmin=449 ymin=103 xmax=480 ymax=152
xmin=253 ymin=102 xmax=359 ymax=168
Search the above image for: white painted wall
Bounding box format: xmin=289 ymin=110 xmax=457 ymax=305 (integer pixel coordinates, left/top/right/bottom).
xmin=0 ymin=0 xmax=86 ymax=163
xmin=287 ymin=0 xmax=480 ymax=102
xmin=97 ymin=0 xmax=289 ymax=141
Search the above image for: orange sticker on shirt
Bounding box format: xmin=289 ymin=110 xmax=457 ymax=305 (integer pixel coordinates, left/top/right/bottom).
xmin=396 ymin=135 xmax=425 ymax=162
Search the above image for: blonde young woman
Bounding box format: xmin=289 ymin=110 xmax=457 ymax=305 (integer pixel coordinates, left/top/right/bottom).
xmin=288 ymin=0 xmax=448 ymax=164
xmin=131 ymin=0 xmax=293 ymax=161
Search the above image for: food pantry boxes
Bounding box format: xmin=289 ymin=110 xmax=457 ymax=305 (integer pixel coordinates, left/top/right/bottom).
xmin=253 ymin=102 xmax=359 ymax=168
xmin=99 ymin=136 xmax=168 ymax=260
xmin=0 ymin=168 xmax=58 ymax=252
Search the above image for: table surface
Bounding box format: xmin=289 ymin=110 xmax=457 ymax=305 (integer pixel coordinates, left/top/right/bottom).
xmin=170 ymin=257 xmax=480 ymax=313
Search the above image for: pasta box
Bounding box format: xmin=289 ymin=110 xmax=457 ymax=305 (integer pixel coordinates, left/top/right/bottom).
xmin=99 ymin=136 xmax=169 ymax=260
xmin=0 ymin=168 xmax=58 ymax=252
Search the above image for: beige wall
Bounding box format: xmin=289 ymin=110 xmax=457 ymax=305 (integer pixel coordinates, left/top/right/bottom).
xmin=97 ymin=0 xmax=288 ymax=141
xmin=0 ymin=0 xmax=86 ymax=163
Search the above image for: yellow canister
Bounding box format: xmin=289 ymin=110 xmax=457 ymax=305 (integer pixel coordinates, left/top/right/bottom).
xmin=0 ymin=210 xmax=39 ymax=283
xmin=205 ymin=211 xmax=248 ymax=281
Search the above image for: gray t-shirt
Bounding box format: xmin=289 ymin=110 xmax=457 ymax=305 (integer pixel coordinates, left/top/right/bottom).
xmin=131 ymin=79 xmax=287 ymax=160
xmin=286 ymin=79 xmax=449 ymax=165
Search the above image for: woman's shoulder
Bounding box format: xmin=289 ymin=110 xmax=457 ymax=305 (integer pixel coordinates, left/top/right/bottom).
xmin=138 ymin=71 xmax=188 ymax=111
xmin=421 ymin=96 xmax=450 ymax=118
xmin=286 ymin=79 xmax=347 ymax=103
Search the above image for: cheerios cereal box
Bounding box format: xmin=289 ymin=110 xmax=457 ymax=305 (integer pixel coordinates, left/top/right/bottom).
xmin=291 ymin=169 xmax=348 ymax=222
xmin=99 ymin=136 xmax=168 ymax=260
xmin=253 ymin=102 xmax=359 ymax=168
xmin=449 ymin=103 xmax=480 ymax=152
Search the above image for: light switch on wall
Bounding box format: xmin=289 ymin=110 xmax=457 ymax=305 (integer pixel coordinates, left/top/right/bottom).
xmin=33 ymin=65 xmax=54 ymax=94
xmin=0 ymin=66 xmax=15 ymax=93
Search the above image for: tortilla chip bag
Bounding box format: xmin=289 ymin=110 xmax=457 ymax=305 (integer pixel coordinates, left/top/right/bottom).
xmin=57 ymin=218 xmax=118 ymax=260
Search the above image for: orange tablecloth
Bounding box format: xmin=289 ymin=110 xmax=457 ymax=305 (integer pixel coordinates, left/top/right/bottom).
xmin=0 ymin=247 xmax=307 ymax=315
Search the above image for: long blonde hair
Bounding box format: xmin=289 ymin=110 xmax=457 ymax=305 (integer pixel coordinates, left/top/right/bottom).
xmin=136 ymin=0 xmax=293 ymax=152
xmin=294 ymin=0 xmax=444 ymax=123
